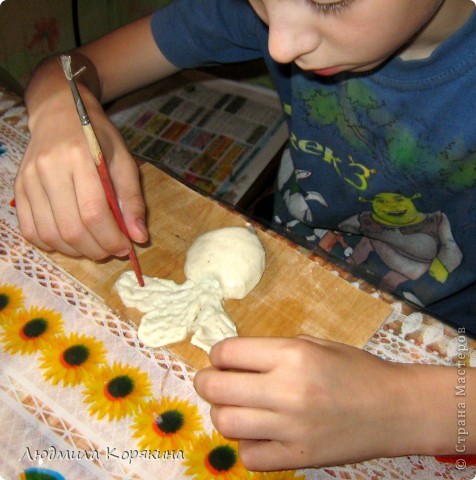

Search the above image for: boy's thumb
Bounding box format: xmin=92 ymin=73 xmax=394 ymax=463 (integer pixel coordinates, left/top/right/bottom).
xmin=123 ymin=192 xmax=148 ymax=244
xmin=112 ymin=155 xmax=148 ymax=245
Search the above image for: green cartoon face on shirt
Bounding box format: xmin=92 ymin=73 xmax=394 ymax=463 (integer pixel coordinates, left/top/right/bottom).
xmin=361 ymin=192 xmax=426 ymax=227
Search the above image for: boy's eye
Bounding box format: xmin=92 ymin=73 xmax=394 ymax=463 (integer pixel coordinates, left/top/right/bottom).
xmin=307 ymin=0 xmax=355 ymax=14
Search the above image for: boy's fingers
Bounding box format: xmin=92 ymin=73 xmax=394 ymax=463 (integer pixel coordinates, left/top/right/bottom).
xmin=110 ymin=152 xmax=148 ymax=244
xmin=210 ymin=405 xmax=282 ymax=441
xmin=121 ymin=191 xmax=148 ymax=244
xmin=194 ymin=369 xmax=272 ymax=409
xmin=72 ymin=160 xmax=131 ymax=257
xmin=239 ymin=439 xmax=299 ymax=472
xmin=296 ymin=334 xmax=335 ymax=346
xmin=208 ymin=336 xmax=292 ymax=372
xmin=17 ymin=172 xmax=88 ymax=257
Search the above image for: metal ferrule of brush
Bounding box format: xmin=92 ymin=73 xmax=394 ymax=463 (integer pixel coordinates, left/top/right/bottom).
xmin=68 ymin=80 xmax=90 ymax=126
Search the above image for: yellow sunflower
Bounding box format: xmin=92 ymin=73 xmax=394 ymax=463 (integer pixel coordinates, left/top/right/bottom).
xmin=0 ymin=306 xmax=64 ymax=354
xmin=251 ymin=471 xmax=307 ymax=480
xmin=132 ymin=396 xmax=204 ymax=451
xmin=183 ymin=430 xmax=251 ymax=480
xmin=82 ymin=362 xmax=152 ymax=421
xmin=0 ymin=284 xmax=25 ymax=320
xmin=38 ymin=332 xmax=107 ymax=387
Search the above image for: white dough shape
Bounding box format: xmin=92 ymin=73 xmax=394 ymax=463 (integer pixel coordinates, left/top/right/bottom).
xmin=184 ymin=226 xmax=266 ymax=300
xmin=115 ymin=227 xmax=265 ymax=353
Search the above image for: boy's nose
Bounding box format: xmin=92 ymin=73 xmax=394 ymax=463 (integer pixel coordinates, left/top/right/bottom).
xmin=267 ymin=16 xmax=321 ymax=64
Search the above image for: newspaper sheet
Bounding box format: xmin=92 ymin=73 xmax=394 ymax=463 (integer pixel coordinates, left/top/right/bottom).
xmin=109 ymin=70 xmax=288 ymax=205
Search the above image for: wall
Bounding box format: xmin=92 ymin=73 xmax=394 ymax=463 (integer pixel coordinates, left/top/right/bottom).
xmin=0 ymin=0 xmax=170 ymax=90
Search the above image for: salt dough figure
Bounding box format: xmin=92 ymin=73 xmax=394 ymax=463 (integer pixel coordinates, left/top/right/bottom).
xmin=115 ymin=226 xmax=265 ymax=352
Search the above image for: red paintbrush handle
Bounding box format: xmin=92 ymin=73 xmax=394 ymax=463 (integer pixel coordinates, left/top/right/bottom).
xmin=96 ymin=156 xmax=145 ymax=287
xmin=80 ymin=122 xmax=144 ymax=286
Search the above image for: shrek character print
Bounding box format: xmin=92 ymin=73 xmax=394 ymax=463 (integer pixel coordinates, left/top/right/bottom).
xmin=338 ymin=192 xmax=463 ymax=293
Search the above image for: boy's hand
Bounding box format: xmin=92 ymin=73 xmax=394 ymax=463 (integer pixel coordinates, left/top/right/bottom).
xmin=13 ymin=15 xmax=179 ymax=261
xmin=194 ymin=336 xmax=434 ymax=471
xmin=14 ymin=91 xmax=148 ymax=260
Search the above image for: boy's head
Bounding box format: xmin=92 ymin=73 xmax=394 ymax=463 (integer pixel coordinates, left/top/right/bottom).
xmin=248 ymin=0 xmax=473 ymax=74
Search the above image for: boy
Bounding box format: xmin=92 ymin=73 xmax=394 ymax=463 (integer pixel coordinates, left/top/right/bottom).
xmin=14 ymin=0 xmax=475 ymax=471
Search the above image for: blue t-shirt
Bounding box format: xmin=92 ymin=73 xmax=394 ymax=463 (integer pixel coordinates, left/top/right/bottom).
xmin=151 ymin=1 xmax=476 ymax=334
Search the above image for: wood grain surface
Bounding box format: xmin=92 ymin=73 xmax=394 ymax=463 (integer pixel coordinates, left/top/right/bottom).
xmin=47 ymin=163 xmax=392 ymax=369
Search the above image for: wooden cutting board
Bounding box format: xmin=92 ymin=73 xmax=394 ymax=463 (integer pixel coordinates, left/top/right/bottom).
xmin=47 ymin=163 xmax=392 ymax=369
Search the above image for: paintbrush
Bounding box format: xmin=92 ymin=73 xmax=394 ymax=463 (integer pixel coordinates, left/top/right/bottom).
xmin=59 ymin=54 xmax=145 ymax=287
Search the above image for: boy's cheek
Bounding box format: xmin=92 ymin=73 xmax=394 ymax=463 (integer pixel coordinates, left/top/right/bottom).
xmin=247 ymin=0 xmax=269 ymax=24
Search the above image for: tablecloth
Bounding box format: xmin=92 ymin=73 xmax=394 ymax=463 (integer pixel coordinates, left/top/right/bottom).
xmin=1 ymin=86 xmax=475 ymax=480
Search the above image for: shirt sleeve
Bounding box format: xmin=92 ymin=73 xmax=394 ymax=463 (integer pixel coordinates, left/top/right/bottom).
xmin=150 ymin=0 xmax=266 ymax=68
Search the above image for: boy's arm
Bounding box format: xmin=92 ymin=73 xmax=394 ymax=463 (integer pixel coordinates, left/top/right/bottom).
xmin=15 ymin=15 xmax=180 ymax=260
xmin=78 ymin=15 xmax=179 ymax=102
xmin=194 ymin=336 xmax=475 ymax=471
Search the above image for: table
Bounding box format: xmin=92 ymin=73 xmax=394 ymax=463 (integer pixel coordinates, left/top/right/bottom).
xmin=1 ymin=85 xmax=475 ymax=480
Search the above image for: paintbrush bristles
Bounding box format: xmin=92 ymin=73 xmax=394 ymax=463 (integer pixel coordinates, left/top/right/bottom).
xmin=59 ymin=54 xmax=73 ymax=81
